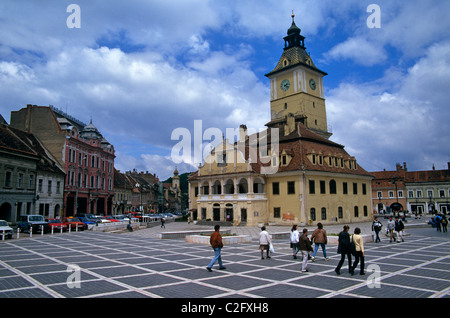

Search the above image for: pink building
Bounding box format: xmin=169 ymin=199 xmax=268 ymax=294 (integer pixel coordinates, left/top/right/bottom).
xmin=10 ymin=105 xmax=115 ymax=216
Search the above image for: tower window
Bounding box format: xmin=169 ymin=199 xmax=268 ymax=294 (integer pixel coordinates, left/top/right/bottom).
xmin=284 ymin=103 xmax=287 ymax=109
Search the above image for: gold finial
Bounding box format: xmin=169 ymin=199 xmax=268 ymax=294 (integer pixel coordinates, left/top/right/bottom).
xmin=292 ymin=10 xmax=295 ymax=19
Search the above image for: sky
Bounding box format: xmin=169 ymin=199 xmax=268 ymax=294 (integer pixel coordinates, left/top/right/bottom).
xmin=0 ymin=0 xmax=449 ymax=180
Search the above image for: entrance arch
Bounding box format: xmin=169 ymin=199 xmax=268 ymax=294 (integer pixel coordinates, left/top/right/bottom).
xmin=0 ymin=203 xmax=12 ymax=222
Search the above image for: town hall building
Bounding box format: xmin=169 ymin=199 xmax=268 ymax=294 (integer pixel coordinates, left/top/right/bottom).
xmin=188 ymin=14 xmax=374 ymax=226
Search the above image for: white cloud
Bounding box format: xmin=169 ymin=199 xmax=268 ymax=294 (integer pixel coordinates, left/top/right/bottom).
xmin=327 ymin=40 xmax=450 ymax=171
xmin=1 ymin=0 xmax=449 ymax=177
xmin=326 ymin=36 xmax=387 ymax=66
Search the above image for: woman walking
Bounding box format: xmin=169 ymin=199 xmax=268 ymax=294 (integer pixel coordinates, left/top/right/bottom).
xmin=290 ymin=225 xmax=300 ymax=259
xmin=335 ymin=225 xmax=352 ymax=275
xmin=350 ymin=227 xmax=365 ymax=275
xmin=310 ymin=223 xmax=328 ymax=261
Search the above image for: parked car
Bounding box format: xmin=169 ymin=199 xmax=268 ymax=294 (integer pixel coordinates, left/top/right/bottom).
xmin=95 ymin=216 xmax=111 ymax=223
xmin=46 ymin=218 xmax=68 ymax=232
xmin=0 ymin=220 xmax=13 ymax=239
xmin=75 ymin=213 xmax=100 ymax=223
xmin=105 ymin=215 xmax=120 ymax=222
xmin=78 ymin=217 xmax=97 ymax=228
xmin=62 ymin=217 xmax=87 ymax=231
xmin=17 ymin=215 xmax=50 ymax=233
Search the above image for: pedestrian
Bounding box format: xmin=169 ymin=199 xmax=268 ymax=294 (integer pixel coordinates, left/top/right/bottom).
xmin=435 ymin=214 xmax=442 ymax=232
xmin=259 ymin=226 xmax=271 ymax=259
xmin=290 ymin=224 xmax=300 ymax=259
xmin=394 ymin=216 xmax=405 ymax=242
xmin=298 ymin=228 xmax=313 ymax=272
xmin=335 ymin=225 xmax=352 ymax=275
xmin=387 ymin=216 xmax=396 ymax=243
xmin=310 ymin=223 xmax=328 ymax=261
xmin=441 ymin=215 xmax=448 ymax=232
xmin=206 ymin=225 xmax=226 ymax=272
xmin=161 ymin=217 xmax=165 ymax=228
xmin=372 ymin=217 xmax=383 ymax=243
xmin=350 ymin=227 xmax=365 ymax=275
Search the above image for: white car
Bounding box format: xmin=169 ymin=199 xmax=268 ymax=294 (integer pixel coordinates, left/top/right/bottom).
xmin=0 ymin=220 xmax=14 ymax=239
xmin=95 ymin=216 xmax=111 ymax=223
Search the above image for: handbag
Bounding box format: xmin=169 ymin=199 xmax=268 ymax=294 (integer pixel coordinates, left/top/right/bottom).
xmin=269 ymin=243 xmax=275 ymax=253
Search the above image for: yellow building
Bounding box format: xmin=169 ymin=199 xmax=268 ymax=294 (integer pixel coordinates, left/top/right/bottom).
xmin=188 ymin=14 xmax=373 ymax=226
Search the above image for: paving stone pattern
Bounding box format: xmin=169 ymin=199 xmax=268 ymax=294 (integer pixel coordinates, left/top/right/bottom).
xmin=0 ymin=225 xmax=449 ymax=298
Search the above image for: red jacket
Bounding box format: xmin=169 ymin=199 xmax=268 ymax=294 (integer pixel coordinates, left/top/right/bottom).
xmin=210 ymin=231 xmax=223 ymax=248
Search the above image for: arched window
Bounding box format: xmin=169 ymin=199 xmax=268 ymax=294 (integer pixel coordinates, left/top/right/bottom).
xmin=238 ymin=178 xmax=248 ymax=193
xmin=329 ymin=179 xmax=337 ymax=194
xmin=224 ymin=179 xmax=234 ymax=194
xmin=321 ymin=207 xmax=327 ymax=220
xmin=310 ymin=208 xmax=316 ymax=221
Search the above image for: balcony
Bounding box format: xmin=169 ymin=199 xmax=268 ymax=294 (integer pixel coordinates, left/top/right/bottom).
xmin=197 ymin=193 xmax=267 ymax=202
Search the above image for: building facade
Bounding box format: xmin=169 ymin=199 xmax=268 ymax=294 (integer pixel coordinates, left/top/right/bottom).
xmin=371 ymin=162 xmax=450 ymax=215
xmin=10 ymin=105 xmax=115 ymax=217
xmin=188 ymin=15 xmax=373 ymax=226
xmin=0 ymin=122 xmax=65 ymax=221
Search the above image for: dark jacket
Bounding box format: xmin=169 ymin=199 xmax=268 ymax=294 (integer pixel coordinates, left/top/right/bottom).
xmin=210 ymin=231 xmax=223 ymax=249
xmin=298 ymin=233 xmax=313 ymax=251
xmin=337 ymin=231 xmax=351 ymax=254
xmin=395 ymin=219 xmax=404 ymax=231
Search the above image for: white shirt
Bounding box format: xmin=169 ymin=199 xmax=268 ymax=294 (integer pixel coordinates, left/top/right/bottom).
xmin=259 ymin=230 xmax=271 ymax=245
xmin=290 ymin=230 xmax=299 ymax=243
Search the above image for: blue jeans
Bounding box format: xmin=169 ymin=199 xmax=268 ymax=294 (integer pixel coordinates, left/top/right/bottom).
xmin=207 ymin=247 xmax=223 ymax=268
xmin=312 ymin=243 xmax=327 ymax=258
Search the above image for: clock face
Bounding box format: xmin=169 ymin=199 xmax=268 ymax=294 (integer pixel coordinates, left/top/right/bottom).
xmin=280 ymin=79 xmax=290 ymax=91
xmin=309 ymin=78 xmax=316 ymax=90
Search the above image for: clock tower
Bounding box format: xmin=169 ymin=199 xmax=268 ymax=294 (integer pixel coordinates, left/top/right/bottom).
xmin=265 ymin=13 xmax=331 ymax=138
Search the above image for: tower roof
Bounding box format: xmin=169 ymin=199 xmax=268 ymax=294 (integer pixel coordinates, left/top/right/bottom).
xmin=265 ymin=14 xmax=327 ymax=77
xmin=80 ymin=119 xmax=103 ymax=140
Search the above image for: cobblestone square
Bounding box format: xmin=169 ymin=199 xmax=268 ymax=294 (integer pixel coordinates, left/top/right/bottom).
xmin=0 ymin=222 xmax=448 ymax=301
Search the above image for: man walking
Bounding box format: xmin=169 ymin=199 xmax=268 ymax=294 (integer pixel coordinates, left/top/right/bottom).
xmin=335 ymin=225 xmax=352 ymax=275
xmin=206 ymin=225 xmax=226 ymax=272
xmin=394 ymin=216 xmax=405 ymax=242
xmin=299 ymin=228 xmax=313 ymax=272
xmin=372 ymin=217 xmax=382 ymax=243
